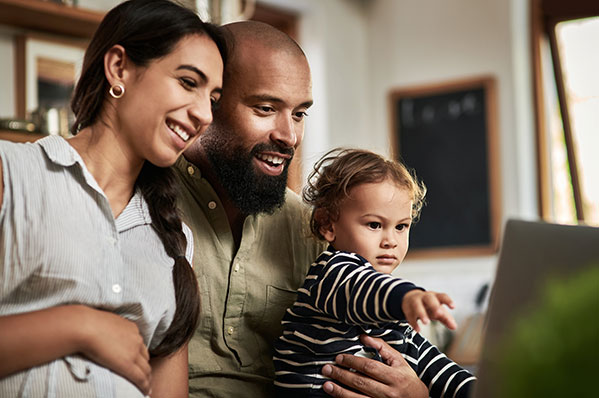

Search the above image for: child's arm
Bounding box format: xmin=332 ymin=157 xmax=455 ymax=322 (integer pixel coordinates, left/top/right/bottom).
xmin=402 ymin=290 xmax=457 ymax=332
xmin=0 ymin=305 xmax=151 ymax=394
xmin=311 ymin=251 xmax=422 ymax=326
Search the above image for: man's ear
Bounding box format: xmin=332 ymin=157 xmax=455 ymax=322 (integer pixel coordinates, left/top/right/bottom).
xmin=104 ymin=44 xmax=131 ymax=87
xmin=315 ymin=208 xmax=335 ymax=243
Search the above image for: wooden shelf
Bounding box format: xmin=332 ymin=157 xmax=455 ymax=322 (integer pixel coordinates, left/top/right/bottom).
xmin=0 ymin=129 xmax=45 ymax=143
xmin=0 ymin=0 xmax=103 ymax=38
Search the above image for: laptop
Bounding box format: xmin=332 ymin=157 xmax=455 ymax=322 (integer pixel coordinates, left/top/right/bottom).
xmin=473 ymin=219 xmax=599 ymax=397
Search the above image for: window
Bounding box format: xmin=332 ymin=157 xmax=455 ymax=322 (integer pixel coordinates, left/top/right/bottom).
xmin=532 ymin=0 xmax=599 ymax=226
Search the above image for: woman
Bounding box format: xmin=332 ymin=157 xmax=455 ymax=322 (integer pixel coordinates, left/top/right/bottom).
xmin=0 ymin=0 xmax=224 ymax=396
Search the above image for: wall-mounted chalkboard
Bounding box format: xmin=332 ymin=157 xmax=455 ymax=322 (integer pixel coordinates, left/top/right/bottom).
xmin=389 ymin=77 xmax=500 ymax=258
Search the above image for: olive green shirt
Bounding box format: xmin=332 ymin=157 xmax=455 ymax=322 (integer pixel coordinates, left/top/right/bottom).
xmin=174 ymin=157 xmax=325 ymax=398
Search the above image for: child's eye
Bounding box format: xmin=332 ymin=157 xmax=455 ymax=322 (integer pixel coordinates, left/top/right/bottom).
xmin=367 ymin=222 xmax=381 ymax=229
xmin=396 ymin=223 xmax=410 ymax=231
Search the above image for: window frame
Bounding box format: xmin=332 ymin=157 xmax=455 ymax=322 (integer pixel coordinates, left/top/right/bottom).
xmin=531 ymin=0 xmax=599 ymax=222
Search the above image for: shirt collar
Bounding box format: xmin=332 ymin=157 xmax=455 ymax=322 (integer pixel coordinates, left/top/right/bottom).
xmin=38 ymin=136 xmax=80 ymax=167
xmin=39 ymin=136 xmax=152 ymax=232
xmin=116 ymin=190 xmax=153 ymax=232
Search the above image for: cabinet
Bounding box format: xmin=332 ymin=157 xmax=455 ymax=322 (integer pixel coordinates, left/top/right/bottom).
xmin=0 ymin=0 xmax=103 ymax=39
xmin=0 ymin=0 xmax=103 ymax=142
xmin=0 ymin=129 xmax=44 ymax=143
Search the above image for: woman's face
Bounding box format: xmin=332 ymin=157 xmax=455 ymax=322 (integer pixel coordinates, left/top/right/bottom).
xmin=117 ymin=33 xmax=223 ymax=167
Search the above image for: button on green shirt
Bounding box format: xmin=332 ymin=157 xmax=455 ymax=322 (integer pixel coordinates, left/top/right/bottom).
xmin=174 ymin=157 xmax=325 ymax=398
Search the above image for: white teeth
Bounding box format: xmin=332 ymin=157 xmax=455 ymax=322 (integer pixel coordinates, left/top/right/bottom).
xmin=167 ymin=122 xmax=190 ymax=142
xmin=257 ymin=153 xmax=284 ymax=165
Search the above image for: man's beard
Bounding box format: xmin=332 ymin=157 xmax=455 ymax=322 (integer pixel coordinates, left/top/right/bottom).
xmin=202 ymin=131 xmax=293 ymax=215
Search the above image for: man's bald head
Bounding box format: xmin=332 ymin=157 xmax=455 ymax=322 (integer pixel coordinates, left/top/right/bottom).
xmin=219 ymin=21 xmax=307 ymax=80
xmin=191 ymin=20 xmax=313 ymax=216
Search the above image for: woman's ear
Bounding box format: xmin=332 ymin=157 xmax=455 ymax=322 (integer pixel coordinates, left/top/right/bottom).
xmin=104 ymin=44 xmax=130 ymax=87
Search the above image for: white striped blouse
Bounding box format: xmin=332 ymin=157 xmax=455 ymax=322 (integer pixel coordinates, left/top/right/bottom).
xmin=273 ymin=247 xmax=475 ymax=397
xmin=0 ymin=136 xmax=193 ymax=397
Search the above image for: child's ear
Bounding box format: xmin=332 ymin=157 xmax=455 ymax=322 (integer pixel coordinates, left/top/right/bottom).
xmin=315 ymin=208 xmax=336 ymax=243
xmin=320 ymin=223 xmax=336 ymax=243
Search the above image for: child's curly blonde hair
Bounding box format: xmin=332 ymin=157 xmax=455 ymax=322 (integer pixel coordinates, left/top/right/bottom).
xmin=303 ymin=148 xmax=426 ymax=240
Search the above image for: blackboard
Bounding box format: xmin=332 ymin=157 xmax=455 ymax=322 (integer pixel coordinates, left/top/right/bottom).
xmin=389 ymin=77 xmax=500 ymax=257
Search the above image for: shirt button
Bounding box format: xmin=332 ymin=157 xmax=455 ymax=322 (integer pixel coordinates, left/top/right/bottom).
xmin=112 ymin=284 xmax=122 ymax=294
xmin=187 ymin=166 xmax=195 ymax=175
xmin=227 ymin=326 xmax=234 ymax=335
xmin=208 ymin=201 xmax=217 ymax=210
xmin=234 ymin=263 xmax=240 ymax=272
xmin=107 ymin=237 xmax=117 ymax=245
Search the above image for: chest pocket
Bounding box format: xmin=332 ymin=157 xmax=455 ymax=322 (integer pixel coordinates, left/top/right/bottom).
xmin=252 ymin=285 xmax=299 ymax=370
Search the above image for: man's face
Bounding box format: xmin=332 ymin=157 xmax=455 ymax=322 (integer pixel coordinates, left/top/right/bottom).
xmin=201 ymin=43 xmax=313 ymax=214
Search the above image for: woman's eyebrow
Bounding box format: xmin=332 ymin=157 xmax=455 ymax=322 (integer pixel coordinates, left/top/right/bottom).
xmin=177 ymin=64 xmax=207 ymax=82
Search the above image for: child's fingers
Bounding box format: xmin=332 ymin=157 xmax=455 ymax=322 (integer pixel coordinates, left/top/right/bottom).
xmin=407 ymin=300 xmax=429 ymax=331
xmin=434 ymin=308 xmax=457 ymax=330
xmin=435 ymin=292 xmax=455 ymax=309
xmin=422 ymin=294 xmax=457 ymax=330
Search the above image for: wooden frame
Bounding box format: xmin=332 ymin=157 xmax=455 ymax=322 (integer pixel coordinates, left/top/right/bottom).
xmin=0 ymin=0 xmax=103 ymax=39
xmin=530 ymin=0 xmax=599 ymax=222
xmin=15 ymin=34 xmax=86 ymax=135
xmin=389 ymin=76 xmax=501 ymax=259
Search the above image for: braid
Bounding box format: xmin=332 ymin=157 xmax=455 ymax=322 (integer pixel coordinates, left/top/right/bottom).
xmin=136 ymin=162 xmax=200 ymax=357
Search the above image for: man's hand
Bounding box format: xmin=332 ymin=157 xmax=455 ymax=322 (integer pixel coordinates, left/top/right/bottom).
xmin=402 ymin=290 xmax=457 ymax=332
xmin=321 ymin=335 xmax=428 ymax=398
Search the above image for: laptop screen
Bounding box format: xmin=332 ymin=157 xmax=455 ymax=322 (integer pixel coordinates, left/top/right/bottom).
xmin=473 ymin=219 xmax=599 ymax=397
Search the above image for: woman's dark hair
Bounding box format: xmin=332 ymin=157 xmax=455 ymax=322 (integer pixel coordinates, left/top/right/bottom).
xmin=71 ymin=0 xmax=225 ymax=134
xmin=304 ymin=148 xmax=426 ymax=240
xmin=70 ymin=0 xmax=226 ymax=357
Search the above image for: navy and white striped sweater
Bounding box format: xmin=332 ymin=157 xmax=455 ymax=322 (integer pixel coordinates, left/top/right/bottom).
xmin=273 ymin=247 xmax=475 ymax=397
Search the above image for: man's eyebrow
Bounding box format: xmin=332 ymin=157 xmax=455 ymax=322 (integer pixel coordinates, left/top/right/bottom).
xmin=176 ymin=65 xmax=207 ymax=82
xmin=247 ymin=94 xmax=314 ymax=109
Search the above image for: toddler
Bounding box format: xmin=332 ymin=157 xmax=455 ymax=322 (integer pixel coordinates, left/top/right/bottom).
xmin=273 ymin=148 xmax=475 ymax=397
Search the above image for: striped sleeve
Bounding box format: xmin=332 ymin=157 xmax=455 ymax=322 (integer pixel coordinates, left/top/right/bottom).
xmin=309 ymin=251 xmax=422 ymax=326
xmin=393 ymin=325 xmax=476 ymax=398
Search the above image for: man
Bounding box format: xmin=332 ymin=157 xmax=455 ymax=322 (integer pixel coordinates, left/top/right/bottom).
xmin=175 ymin=21 xmax=429 ymax=398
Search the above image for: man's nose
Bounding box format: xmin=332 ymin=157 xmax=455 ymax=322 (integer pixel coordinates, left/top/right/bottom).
xmin=271 ymin=114 xmax=298 ymax=148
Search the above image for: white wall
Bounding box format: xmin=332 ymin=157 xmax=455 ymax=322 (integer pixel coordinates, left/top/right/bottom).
xmin=266 ymin=0 xmax=539 ymax=325
xmin=0 ymin=27 xmax=15 ymax=118
xmin=0 ymin=0 xmax=539 ymax=326
xmin=365 ymin=0 xmax=537 ymax=323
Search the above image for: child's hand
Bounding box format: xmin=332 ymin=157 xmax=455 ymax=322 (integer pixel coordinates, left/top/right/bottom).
xmin=402 ymin=290 xmax=457 ymax=332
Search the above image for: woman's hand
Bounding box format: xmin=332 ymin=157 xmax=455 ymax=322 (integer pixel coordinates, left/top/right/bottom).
xmin=0 ymin=305 xmax=151 ymax=395
xmin=78 ymin=306 xmax=152 ymax=395
xmin=321 ymin=335 xmax=428 ymax=398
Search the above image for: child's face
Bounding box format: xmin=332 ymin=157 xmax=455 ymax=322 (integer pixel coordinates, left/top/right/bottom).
xmin=321 ymin=179 xmax=413 ymax=274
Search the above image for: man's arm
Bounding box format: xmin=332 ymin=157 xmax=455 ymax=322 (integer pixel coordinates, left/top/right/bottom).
xmin=321 ymin=335 xmax=428 ymax=398
xmin=323 ymin=333 xmax=476 ymax=398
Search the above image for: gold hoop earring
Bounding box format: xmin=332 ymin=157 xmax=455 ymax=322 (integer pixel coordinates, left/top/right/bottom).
xmin=109 ymin=84 xmax=125 ymax=99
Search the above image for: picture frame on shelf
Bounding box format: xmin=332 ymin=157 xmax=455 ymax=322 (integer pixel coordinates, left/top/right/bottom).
xmin=15 ymin=34 xmax=86 ymax=137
